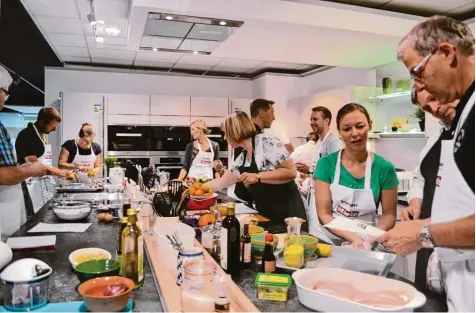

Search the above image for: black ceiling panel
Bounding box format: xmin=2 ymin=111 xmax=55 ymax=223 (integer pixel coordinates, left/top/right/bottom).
xmin=0 ymin=0 xmax=63 ymax=107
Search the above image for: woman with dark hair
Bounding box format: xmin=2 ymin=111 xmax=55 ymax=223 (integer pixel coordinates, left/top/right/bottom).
xmin=206 ymin=111 xmax=308 ymax=233
xmin=313 ymin=103 xmax=398 ymax=248
xmin=58 ymin=123 xmax=103 ymax=181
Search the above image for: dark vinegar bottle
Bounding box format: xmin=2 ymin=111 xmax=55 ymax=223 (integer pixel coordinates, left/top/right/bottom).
xmin=260 ymin=234 xmax=276 ymax=273
xmin=220 ymin=202 xmax=241 ymax=277
xmin=240 ymin=221 xmax=251 ymax=269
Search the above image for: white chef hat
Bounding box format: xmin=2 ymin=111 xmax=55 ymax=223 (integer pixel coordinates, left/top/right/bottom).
xmin=0 ymin=65 xmax=13 ymax=91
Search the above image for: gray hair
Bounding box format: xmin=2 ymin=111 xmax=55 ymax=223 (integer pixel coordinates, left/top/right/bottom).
xmin=397 ymin=15 xmax=474 ymax=59
xmin=0 ymin=65 xmax=13 ymax=90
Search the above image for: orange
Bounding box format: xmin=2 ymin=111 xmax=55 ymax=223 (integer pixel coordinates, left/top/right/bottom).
xmin=195 ymin=189 xmax=205 ymax=196
xmin=198 ymin=214 xmax=215 ymax=227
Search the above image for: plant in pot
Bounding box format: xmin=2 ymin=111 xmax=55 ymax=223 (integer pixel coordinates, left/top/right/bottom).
xmin=413 ymin=107 xmax=426 ymax=132
xmin=104 ymin=156 xmax=117 ymax=177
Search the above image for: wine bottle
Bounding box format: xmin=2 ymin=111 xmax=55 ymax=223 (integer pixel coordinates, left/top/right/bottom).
xmin=116 ymin=216 xmax=129 ymax=276
xmin=240 ymin=221 xmax=251 ymax=269
xmin=261 ymin=234 xmax=276 ymax=273
xmin=122 ymin=208 xmax=144 ymax=289
xmin=220 ymin=202 xmax=241 ymax=277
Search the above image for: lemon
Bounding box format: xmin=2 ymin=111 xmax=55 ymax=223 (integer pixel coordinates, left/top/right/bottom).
xmin=316 ymin=244 xmax=332 ymax=257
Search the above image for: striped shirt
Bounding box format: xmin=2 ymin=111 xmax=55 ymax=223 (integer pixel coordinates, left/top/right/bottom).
xmin=0 ymin=120 xmax=17 ymax=166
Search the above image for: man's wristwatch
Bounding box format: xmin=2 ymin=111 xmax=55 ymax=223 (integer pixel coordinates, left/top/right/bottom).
xmin=256 ymin=173 xmax=261 ymax=183
xmin=419 ymin=225 xmax=435 ymax=249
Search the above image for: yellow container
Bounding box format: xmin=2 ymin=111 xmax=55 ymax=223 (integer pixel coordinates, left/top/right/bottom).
xmin=254 ymin=273 xmax=292 ymax=302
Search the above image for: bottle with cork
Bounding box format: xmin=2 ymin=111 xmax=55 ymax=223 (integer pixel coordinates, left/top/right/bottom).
xmin=260 ymin=234 xmax=276 ymax=273
xmin=122 ymin=208 xmax=144 ymax=289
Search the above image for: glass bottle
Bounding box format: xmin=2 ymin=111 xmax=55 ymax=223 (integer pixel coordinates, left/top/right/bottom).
xmin=116 ymin=216 xmax=129 ymax=275
xmin=220 ymin=202 xmax=240 ymax=277
xmin=283 ymin=217 xmax=305 ymax=269
xmin=260 ymin=234 xmax=276 ymax=273
xmin=240 ymin=221 xmax=251 ymax=268
xmin=180 ymin=260 xmax=216 ymax=312
xmin=122 ymin=208 xmax=144 ymax=289
xmin=213 ymin=273 xmax=231 ymax=313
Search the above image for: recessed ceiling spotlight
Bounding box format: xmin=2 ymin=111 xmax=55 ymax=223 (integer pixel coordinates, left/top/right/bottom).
xmin=219 ymin=21 xmax=226 ymax=26
xmin=97 ymin=20 xmax=105 ymax=24
xmin=95 ymin=37 xmax=104 ymax=43
xmin=193 ymin=50 xmax=199 ymax=54
xmin=165 ymin=15 xmax=174 ymax=20
xmin=105 ymin=27 xmax=121 ymax=36
xmin=153 ymin=48 xmax=158 ymax=51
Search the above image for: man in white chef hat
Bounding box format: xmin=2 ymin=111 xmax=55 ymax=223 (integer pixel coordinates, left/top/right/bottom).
xmin=378 ymin=16 xmax=475 ymax=312
xmin=0 ymin=64 xmax=47 ymax=240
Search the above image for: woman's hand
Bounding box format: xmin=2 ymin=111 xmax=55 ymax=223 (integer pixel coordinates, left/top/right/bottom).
xmin=239 ymin=172 xmax=259 ymax=185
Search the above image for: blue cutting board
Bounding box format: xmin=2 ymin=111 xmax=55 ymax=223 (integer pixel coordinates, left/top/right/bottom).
xmin=0 ymin=300 xmax=133 ymax=312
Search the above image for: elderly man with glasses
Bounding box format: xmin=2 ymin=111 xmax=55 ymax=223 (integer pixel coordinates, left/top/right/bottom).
xmin=377 ymin=16 xmax=475 ymax=312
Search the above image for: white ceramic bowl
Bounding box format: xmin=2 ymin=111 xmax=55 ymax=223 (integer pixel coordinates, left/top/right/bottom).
xmin=68 ymin=248 xmax=112 ymax=269
xmin=292 ymin=268 xmax=426 ymax=312
xmin=52 ymin=203 xmax=92 ymax=221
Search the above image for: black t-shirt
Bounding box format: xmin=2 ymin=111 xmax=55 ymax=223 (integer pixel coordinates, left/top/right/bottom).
xmin=451 ymin=81 xmax=475 ymax=192
xmin=62 ymin=139 xmax=102 ymax=164
xmin=15 ymin=123 xmax=45 ymax=165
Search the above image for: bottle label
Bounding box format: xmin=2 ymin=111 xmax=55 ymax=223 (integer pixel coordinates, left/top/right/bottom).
xmin=264 ymin=261 xmax=276 ymax=273
xmin=138 ymin=234 xmax=144 ymax=282
xmin=243 ymin=243 xmax=251 ymax=263
xmin=220 ymin=227 xmax=228 ymax=270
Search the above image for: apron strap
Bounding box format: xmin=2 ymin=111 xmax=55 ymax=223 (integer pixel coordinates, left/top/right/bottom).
xmin=333 ymin=150 xmax=372 ymax=189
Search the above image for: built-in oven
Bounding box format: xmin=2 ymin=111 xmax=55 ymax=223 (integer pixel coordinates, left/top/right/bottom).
xmin=150 ymin=152 xmax=184 ymax=180
xmin=107 ymin=125 xmax=150 ymax=153
xmin=150 ymin=126 xmax=191 ymax=152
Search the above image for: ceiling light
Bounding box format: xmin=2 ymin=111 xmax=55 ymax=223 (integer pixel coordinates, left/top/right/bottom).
xmin=165 ymin=15 xmax=173 ymax=20
xmin=219 ymin=21 xmax=226 ymax=26
xmin=153 ymin=48 xmax=158 ymax=51
xmin=97 ymin=20 xmax=105 ymax=24
xmin=105 ymin=27 xmax=121 ymax=36
xmin=95 ymin=37 xmax=104 ymax=43
xmin=193 ymin=51 xmax=199 ymax=54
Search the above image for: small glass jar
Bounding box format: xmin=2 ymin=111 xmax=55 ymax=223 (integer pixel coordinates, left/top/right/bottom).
xmin=180 ymin=260 xmax=216 ymax=313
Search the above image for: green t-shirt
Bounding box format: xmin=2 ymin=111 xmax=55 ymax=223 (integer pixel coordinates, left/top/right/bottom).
xmin=313 ymin=151 xmax=399 ymax=205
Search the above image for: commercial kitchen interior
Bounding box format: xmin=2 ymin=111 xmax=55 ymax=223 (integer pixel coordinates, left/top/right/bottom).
xmin=0 ymin=0 xmax=475 ymax=285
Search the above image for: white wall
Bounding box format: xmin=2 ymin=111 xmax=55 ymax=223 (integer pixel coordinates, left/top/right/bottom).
xmin=45 ymin=68 xmax=253 ymax=106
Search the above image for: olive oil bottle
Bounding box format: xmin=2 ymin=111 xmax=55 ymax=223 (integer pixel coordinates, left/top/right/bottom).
xmin=116 ymin=216 xmax=129 ymax=276
xmin=122 ymin=208 xmax=144 ymax=289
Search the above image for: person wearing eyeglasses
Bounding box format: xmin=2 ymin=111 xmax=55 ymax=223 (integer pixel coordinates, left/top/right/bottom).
xmin=0 ymin=65 xmax=47 ymax=240
xmin=58 ymin=123 xmax=103 ymax=182
xmin=377 ymin=16 xmax=475 ymax=312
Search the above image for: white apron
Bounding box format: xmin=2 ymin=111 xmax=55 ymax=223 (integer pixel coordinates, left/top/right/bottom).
xmin=30 ymin=125 xmax=55 ymax=204
xmin=430 ymin=91 xmax=475 ymax=312
xmin=313 ymin=150 xmax=376 ymax=244
xmin=187 ymin=139 xmax=214 ymax=180
xmin=72 ymin=139 xmax=97 ymax=183
xmin=306 ymin=131 xmax=331 ymax=237
xmin=0 ymin=183 xmax=26 ymax=241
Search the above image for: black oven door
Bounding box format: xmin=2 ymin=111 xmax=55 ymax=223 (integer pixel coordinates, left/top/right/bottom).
xmin=108 ymin=125 xmax=150 ymax=152
xmin=150 ymin=126 xmax=191 ymax=152
xmin=208 ymin=127 xmax=227 ymax=152
xmin=150 ymin=155 xmax=183 ymax=180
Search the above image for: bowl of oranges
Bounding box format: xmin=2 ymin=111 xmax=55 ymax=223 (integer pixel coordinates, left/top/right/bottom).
xmin=189 ymin=182 xmax=216 ymax=200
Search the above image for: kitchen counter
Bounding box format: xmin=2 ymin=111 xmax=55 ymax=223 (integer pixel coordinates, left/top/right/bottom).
xmin=0 ymin=200 xmax=162 ymax=312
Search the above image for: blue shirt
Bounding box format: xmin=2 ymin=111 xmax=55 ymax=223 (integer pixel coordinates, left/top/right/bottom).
xmin=0 ymin=121 xmax=17 ymax=167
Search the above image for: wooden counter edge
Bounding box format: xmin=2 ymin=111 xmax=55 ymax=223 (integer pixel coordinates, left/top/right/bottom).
xmin=143 ymin=234 xmax=260 ymax=313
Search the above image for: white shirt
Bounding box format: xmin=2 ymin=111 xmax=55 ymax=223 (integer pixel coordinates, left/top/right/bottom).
xmin=290 ymin=141 xmax=317 ymax=166
xmin=407 ymin=122 xmax=450 ymax=201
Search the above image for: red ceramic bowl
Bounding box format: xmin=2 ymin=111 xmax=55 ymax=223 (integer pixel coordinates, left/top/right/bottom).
xmin=187 ymin=195 xmax=217 ymax=211
xmin=78 ymin=276 xmax=134 ymax=312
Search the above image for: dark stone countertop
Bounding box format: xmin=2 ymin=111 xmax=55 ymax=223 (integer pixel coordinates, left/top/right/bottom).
xmin=0 ymin=201 xmax=162 ymax=312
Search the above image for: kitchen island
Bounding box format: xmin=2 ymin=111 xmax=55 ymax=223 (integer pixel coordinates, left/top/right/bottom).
xmin=0 ymin=201 xmax=162 ymax=312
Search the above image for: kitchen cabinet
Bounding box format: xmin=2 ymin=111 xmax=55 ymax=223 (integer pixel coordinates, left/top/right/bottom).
xmin=190 ymin=116 xmax=223 ymax=127
xmin=229 ymin=98 xmax=252 ymax=114
xmin=107 ymin=94 xmax=150 ymax=115
xmin=150 ymin=115 xmax=190 ymax=126
xmin=108 ymin=114 xmax=150 ymax=125
xmin=151 ymin=95 xmax=191 ymax=116
xmin=191 ymin=97 xmax=229 ymax=117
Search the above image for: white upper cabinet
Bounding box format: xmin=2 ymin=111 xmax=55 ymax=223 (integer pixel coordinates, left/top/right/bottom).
xmin=107 ymin=94 xmax=150 ymax=115
xmin=151 ymin=95 xmax=190 ymax=116
xmin=229 ymin=98 xmax=252 ymax=115
xmin=108 ymin=114 xmax=150 ymax=125
xmin=190 ymin=116 xmax=223 ymax=127
xmin=191 ymin=97 xmax=229 ymax=117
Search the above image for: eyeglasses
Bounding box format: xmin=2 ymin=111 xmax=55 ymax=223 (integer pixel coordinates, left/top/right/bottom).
xmin=411 ymin=87 xmax=417 ymax=105
xmin=1 ymin=88 xmax=9 ymax=101
xmin=410 ymin=47 xmax=438 ymax=80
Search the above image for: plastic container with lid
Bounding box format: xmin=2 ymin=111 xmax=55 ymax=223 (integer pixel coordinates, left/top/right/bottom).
xmin=254 ymin=272 xmax=292 ymax=302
